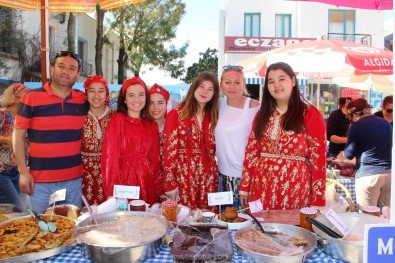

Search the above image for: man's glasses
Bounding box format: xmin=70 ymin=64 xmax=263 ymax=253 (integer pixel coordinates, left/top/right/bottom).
xmin=385 ymin=108 xmax=393 ymax=113
xmin=223 ymin=65 xmax=244 ymax=71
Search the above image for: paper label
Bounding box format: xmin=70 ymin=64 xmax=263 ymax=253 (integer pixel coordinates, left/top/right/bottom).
xmin=208 ymin=191 xmax=233 ymax=206
xmin=49 ymin=189 xmax=66 ymax=205
xmin=248 ymin=199 xmax=263 ymax=213
xmin=113 ymin=185 xmax=140 ymax=199
xmin=325 ymin=208 xmax=350 ymax=236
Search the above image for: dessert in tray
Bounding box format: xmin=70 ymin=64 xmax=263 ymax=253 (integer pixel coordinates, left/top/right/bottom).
xmin=171 ymin=223 xmax=233 ymax=262
xmin=0 ymin=215 xmax=75 ymax=260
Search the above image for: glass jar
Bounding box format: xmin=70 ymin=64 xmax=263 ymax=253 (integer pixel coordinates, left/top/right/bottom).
xmin=300 ymin=207 xmax=318 ymax=232
xmin=162 ymin=200 xmax=178 ymax=224
xmin=362 ymin=205 xmax=381 ymax=217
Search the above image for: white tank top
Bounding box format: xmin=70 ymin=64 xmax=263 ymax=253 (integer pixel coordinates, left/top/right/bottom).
xmin=215 ymin=97 xmax=260 ymax=178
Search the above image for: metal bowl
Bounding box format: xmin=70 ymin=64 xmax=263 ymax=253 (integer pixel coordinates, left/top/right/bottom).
xmin=74 ymin=211 xmax=169 ymax=263
xmin=234 ymin=223 xmax=317 ymax=262
xmin=313 ymin=212 xmax=389 ymax=262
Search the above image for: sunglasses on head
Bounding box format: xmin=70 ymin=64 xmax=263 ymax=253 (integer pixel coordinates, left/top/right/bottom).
xmin=223 ymin=65 xmax=244 ymax=71
xmin=385 ymin=109 xmax=393 ymax=113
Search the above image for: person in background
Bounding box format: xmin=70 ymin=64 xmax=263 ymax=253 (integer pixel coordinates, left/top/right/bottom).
xmin=101 ymin=77 xmax=160 ymax=205
xmin=148 ymin=84 xmax=170 ymax=201
xmin=240 ymin=62 xmax=326 ymax=210
xmin=13 ymin=51 xmax=88 ymax=213
xmin=81 ymin=76 xmax=115 ymax=206
xmin=215 ymin=65 xmax=260 ymax=210
xmin=374 ymin=95 xmax=393 ymax=126
xmin=0 ymin=84 xmax=28 ymax=208
xmin=344 ymin=98 xmax=392 ymax=209
xmin=326 ymin=97 xmax=352 ymax=158
xmin=163 ymin=71 xmax=220 ymax=211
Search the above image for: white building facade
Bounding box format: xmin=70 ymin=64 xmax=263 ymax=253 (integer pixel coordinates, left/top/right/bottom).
xmin=218 ymin=0 xmax=390 ymax=115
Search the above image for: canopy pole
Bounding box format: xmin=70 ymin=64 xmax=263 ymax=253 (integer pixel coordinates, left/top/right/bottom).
xmin=316 ymin=74 xmax=321 ymax=109
xmin=40 ymin=0 xmax=49 ymax=85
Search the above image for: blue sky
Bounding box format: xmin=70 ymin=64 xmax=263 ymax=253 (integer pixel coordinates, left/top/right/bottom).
xmin=140 ymin=0 xmax=226 ymax=85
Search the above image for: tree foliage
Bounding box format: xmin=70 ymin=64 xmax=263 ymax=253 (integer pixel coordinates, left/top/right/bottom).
xmin=109 ymin=0 xmax=188 ymax=83
xmin=182 ymin=48 xmax=218 ymax=84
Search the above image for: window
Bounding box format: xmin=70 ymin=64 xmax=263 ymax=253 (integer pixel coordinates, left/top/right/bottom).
xmin=275 ymin=14 xmax=291 ymax=37
xmin=244 ymin=13 xmax=260 ymax=37
xmin=328 ymin=10 xmax=355 ymax=41
xmin=78 ymin=38 xmax=92 ymax=76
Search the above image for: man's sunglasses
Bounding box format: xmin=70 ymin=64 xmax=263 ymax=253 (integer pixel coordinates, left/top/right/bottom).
xmin=55 ymin=51 xmax=80 ymax=61
xmin=385 ymin=109 xmax=393 ymax=113
xmin=223 ymin=65 xmax=244 ymax=71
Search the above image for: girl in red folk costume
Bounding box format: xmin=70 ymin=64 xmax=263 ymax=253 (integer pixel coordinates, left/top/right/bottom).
xmin=101 ymin=77 xmax=160 ymax=205
xmin=81 ymin=76 xmax=115 ymax=205
xmin=163 ymin=72 xmax=220 ymax=211
xmin=240 ymin=62 xmax=326 ymax=210
xmin=148 ymin=84 xmax=170 ymax=200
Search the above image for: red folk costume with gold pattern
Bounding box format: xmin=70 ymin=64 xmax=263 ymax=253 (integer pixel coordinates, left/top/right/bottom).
xmin=240 ymin=105 xmax=326 ymax=210
xmin=81 ymin=107 xmax=115 ymax=205
xmin=101 ymin=113 xmax=160 ymax=205
xmin=163 ymin=106 xmax=218 ymax=211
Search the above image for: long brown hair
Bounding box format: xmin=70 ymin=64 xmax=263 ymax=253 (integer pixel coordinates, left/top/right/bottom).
xmin=179 ymin=71 xmax=220 ymax=129
xmin=255 ymin=62 xmax=307 ymax=139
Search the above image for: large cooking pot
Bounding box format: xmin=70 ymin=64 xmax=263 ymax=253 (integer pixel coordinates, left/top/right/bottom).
xmin=74 ymin=211 xmax=169 ymax=263
xmin=234 ymin=223 xmax=317 ymax=263
xmin=313 ymin=212 xmax=389 ymax=262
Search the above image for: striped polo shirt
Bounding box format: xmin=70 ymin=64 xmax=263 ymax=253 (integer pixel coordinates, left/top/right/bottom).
xmin=15 ymin=82 xmax=88 ymax=182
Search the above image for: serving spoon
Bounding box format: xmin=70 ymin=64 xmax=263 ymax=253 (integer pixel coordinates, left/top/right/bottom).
xmin=29 ymin=209 xmax=57 ymax=232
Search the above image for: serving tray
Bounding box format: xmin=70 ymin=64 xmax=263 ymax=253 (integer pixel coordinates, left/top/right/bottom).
xmin=0 ymin=215 xmax=76 ymax=263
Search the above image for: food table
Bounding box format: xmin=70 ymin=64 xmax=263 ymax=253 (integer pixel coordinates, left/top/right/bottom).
xmin=33 ymin=232 xmax=345 ymax=263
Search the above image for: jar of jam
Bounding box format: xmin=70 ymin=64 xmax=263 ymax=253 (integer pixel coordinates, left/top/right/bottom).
xmin=362 ymin=205 xmax=381 ymax=217
xmin=162 ymin=200 xmax=178 ymax=224
xmin=300 ymin=207 xmax=318 ymax=232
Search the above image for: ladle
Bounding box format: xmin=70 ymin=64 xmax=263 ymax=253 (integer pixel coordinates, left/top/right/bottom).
xmin=81 ymin=194 xmax=98 ymax=225
xmin=29 ymin=209 xmax=57 ymax=232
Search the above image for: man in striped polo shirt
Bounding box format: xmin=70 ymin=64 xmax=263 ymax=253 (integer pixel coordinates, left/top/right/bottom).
xmin=13 ymin=51 xmax=89 ymax=213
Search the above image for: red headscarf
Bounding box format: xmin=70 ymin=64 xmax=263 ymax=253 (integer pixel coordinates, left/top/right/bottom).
xmin=148 ymin=83 xmax=170 ymax=102
xmin=83 ymin=75 xmax=110 ymax=106
xmin=121 ymin=77 xmax=147 ymax=97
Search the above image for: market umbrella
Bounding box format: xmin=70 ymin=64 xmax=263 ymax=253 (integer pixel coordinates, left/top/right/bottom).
xmin=240 ymin=39 xmax=393 ymax=107
xmin=286 ymin=0 xmax=393 ymax=10
xmin=333 ymin=73 xmax=393 ymax=93
xmin=0 ymin=0 xmax=145 ymax=83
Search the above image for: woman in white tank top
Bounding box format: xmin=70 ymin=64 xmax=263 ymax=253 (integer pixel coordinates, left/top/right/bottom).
xmin=215 ymin=65 xmax=260 ymax=210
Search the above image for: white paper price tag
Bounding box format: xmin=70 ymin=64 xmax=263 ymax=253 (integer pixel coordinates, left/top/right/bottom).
xmin=113 ymin=185 xmax=140 ymax=199
xmin=325 ymin=208 xmax=350 ymax=237
xmin=49 ymin=189 xmax=66 ymax=205
xmin=248 ymin=199 xmax=263 ymax=213
xmin=208 ymin=191 xmax=233 ymax=206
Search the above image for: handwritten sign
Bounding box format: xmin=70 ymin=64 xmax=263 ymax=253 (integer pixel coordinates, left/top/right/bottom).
xmin=248 ymin=199 xmax=263 ymax=213
xmin=208 ymin=191 xmax=233 ymax=206
xmin=325 ymin=208 xmax=350 ymax=237
xmin=49 ymin=189 xmax=66 ymax=205
xmin=113 ymin=185 xmax=140 ymax=199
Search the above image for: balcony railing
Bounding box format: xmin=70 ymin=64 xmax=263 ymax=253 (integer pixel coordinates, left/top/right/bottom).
xmin=322 ymin=33 xmax=372 ymax=46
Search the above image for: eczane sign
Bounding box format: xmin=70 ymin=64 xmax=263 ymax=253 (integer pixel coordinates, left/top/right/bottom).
xmin=224 ymin=37 xmax=316 ymax=53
